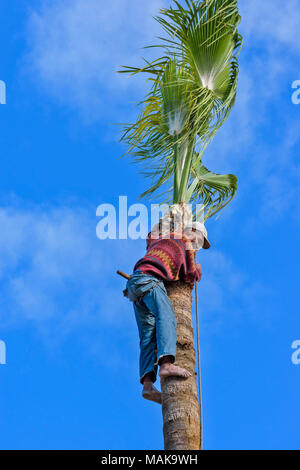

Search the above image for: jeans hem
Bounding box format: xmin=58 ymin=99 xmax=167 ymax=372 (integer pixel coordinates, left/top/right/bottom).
xmin=154 ymin=354 xmax=176 ymax=367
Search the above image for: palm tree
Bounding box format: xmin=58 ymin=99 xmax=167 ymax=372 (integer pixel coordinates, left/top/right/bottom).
xmin=120 ymin=0 xmax=242 ymax=450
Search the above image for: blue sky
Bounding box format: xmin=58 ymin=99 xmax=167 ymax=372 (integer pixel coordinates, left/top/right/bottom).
xmin=0 ymin=0 xmax=300 ymax=450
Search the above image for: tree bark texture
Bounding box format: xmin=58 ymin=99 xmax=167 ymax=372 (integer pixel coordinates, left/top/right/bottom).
xmin=161 ymin=280 xmax=201 ymax=450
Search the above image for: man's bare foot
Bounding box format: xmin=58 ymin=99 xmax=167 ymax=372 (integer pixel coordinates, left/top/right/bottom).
xmin=159 ymin=363 xmax=192 ymax=379
xmin=142 ymin=384 xmax=162 ymax=405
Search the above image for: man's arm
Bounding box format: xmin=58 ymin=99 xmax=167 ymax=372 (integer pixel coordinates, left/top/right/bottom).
xmin=181 ymin=261 xmax=202 ymax=286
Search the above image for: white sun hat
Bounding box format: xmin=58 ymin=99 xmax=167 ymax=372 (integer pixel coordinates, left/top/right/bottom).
xmin=185 ymin=221 xmax=211 ymax=249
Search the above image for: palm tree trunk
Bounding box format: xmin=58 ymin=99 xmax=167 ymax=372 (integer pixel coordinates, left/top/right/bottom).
xmin=161 ymin=280 xmax=201 ymax=450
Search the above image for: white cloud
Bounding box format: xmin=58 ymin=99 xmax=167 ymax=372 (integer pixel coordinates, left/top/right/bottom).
xmin=0 ymin=202 xmax=142 ymax=340
xmin=193 ymin=248 xmax=277 ymax=340
xmin=0 ymin=200 xmax=273 ymax=339
xmin=25 ymin=0 xmax=300 ymax=118
xmin=23 ymin=0 xmax=300 ymax=221
xmin=242 ymin=0 xmax=300 ymax=50
xmin=208 ymin=0 xmax=300 ymax=160
xmin=26 ymin=0 xmax=167 ymax=119
xmin=25 ymin=0 xmax=300 ymax=185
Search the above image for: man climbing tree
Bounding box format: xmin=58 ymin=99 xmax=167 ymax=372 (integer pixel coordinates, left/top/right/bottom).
xmin=125 ymin=211 xmax=210 ymax=405
xmin=119 ymin=0 xmax=242 ymax=450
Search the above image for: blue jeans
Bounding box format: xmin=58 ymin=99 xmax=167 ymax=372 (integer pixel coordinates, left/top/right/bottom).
xmin=126 ymin=270 xmax=177 ymax=384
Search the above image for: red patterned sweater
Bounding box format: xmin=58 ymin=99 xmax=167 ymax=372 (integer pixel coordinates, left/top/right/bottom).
xmin=133 ymin=231 xmax=201 ymax=286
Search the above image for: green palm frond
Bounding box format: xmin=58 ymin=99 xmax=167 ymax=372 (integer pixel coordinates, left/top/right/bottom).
xmin=119 ymin=0 xmax=242 ymax=220
xmin=160 ymin=60 xmax=191 ymax=136
xmin=155 ymin=0 xmax=242 ymax=139
xmin=120 ymin=59 xmax=193 ymax=203
xmin=187 ymin=156 xmax=238 ymax=221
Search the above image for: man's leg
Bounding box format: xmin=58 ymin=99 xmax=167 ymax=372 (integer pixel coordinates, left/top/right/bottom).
xmin=142 ymin=283 xmax=192 ymax=379
xmin=133 ymin=299 xmax=161 ymax=404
